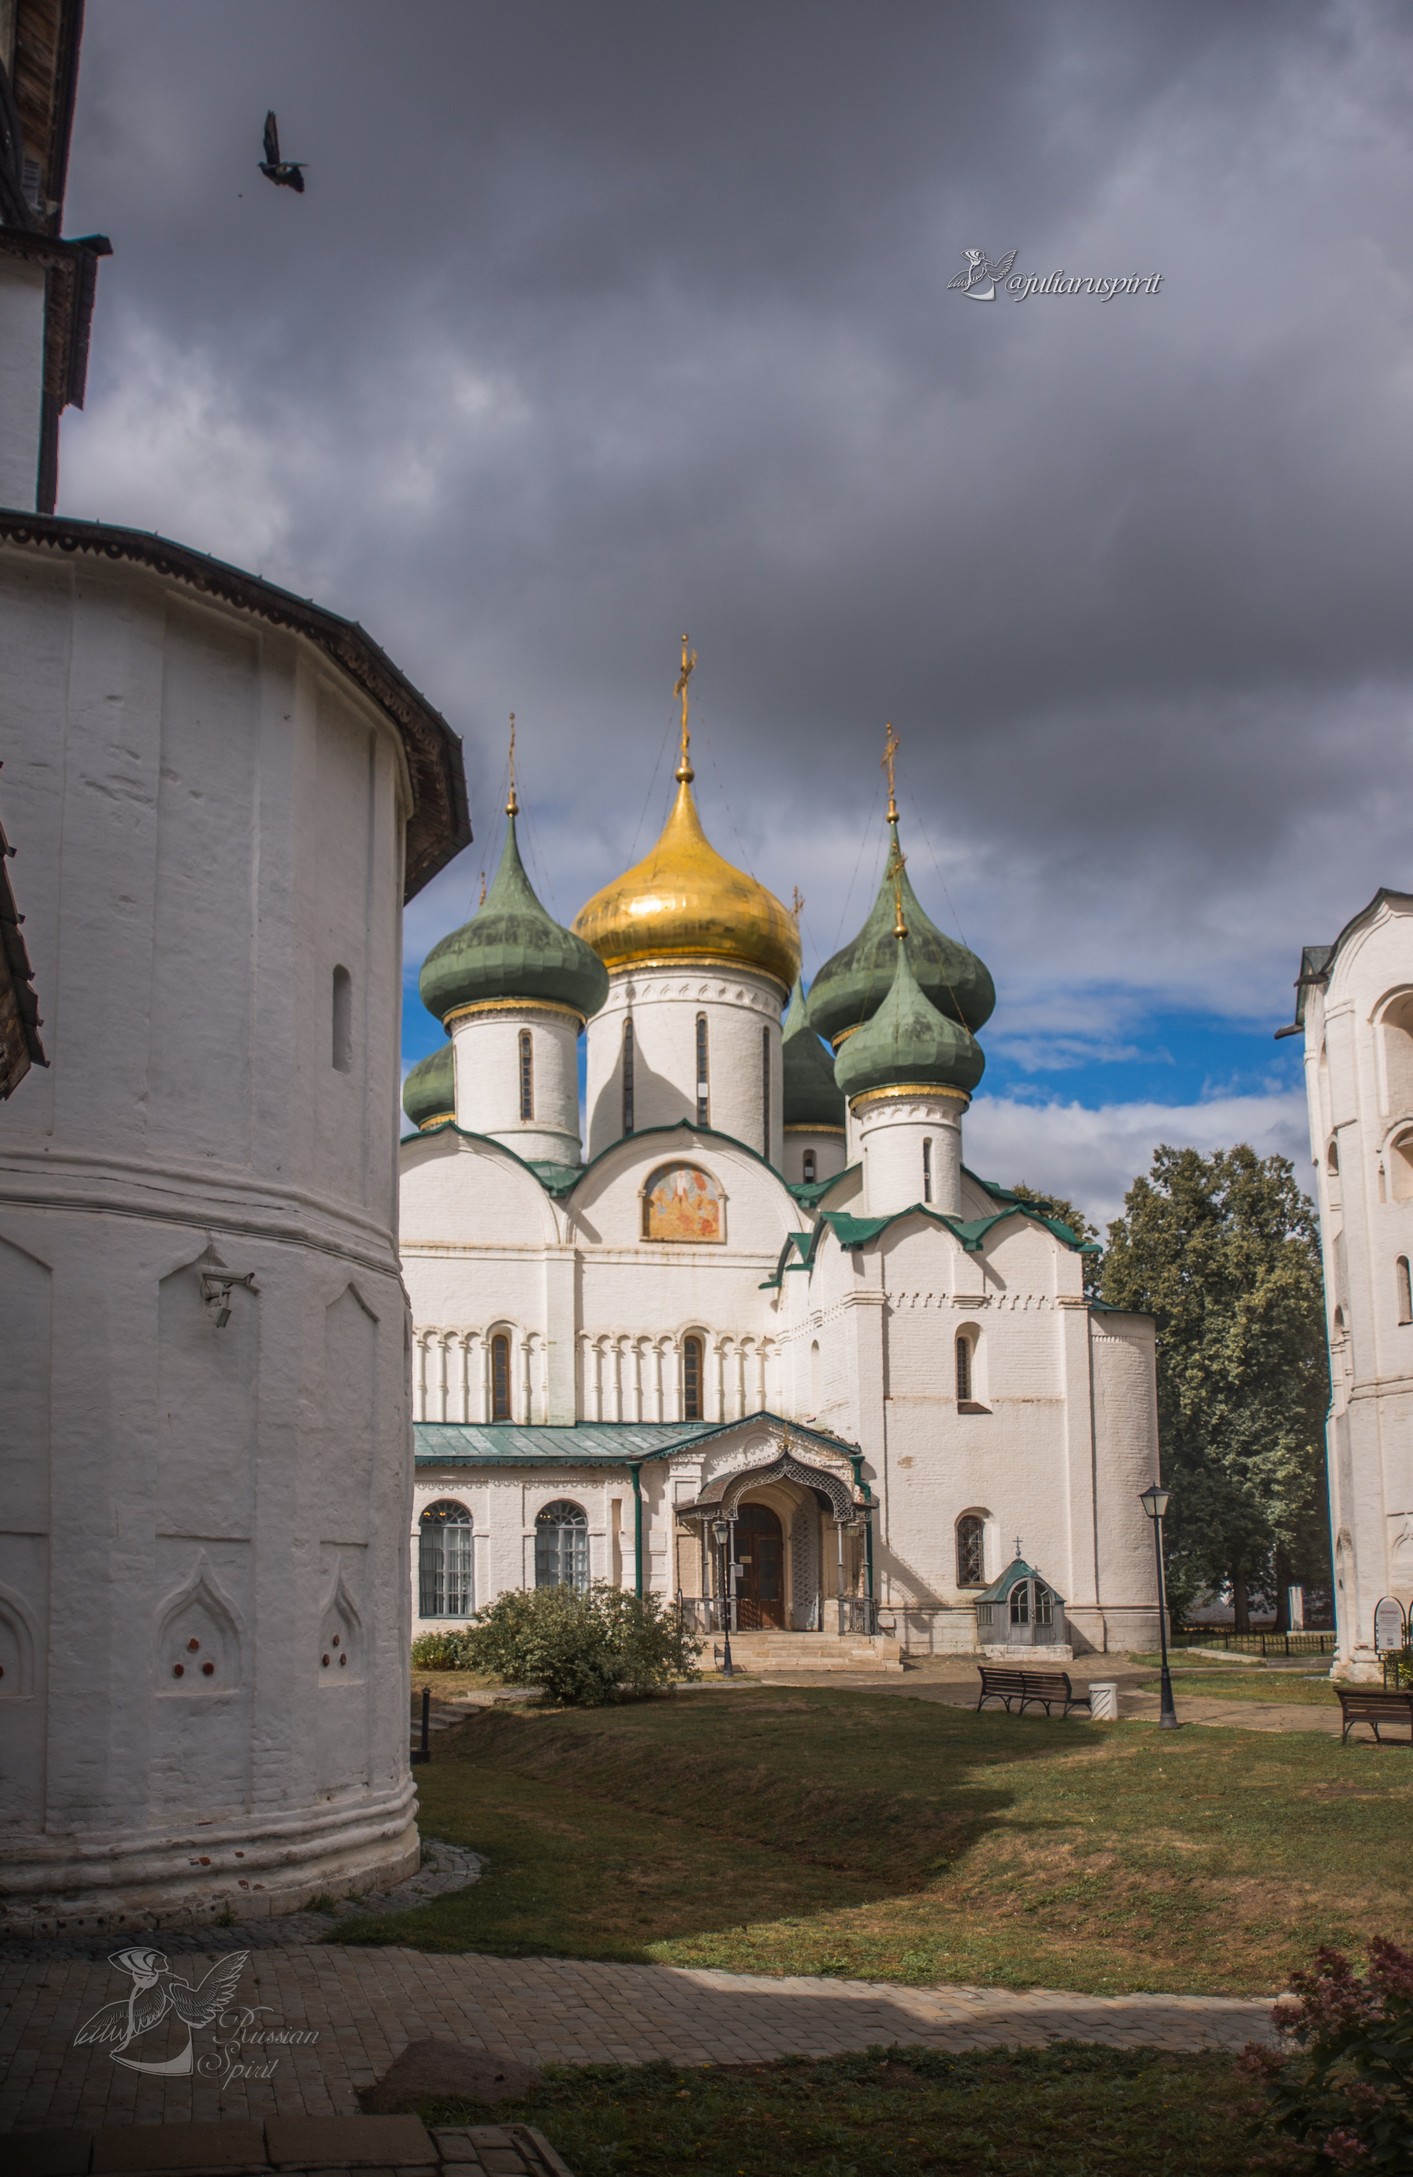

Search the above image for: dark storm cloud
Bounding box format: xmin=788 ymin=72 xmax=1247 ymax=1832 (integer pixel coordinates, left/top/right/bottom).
xmin=55 ymin=0 xmax=1413 ymax=1207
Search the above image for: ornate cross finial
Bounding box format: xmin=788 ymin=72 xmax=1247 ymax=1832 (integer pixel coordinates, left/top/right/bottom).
xmin=674 ymin=634 xmax=698 ymax=782
xmin=1014 ymin=1535 xmax=1024 ymax=1561
xmin=791 ymin=886 xmax=805 ymax=924
xmin=881 ymin=720 xmax=900 ymax=825
xmin=505 ymin=712 xmax=519 ymax=817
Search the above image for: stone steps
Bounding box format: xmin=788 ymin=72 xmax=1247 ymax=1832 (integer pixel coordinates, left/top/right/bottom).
xmin=706 ymin=1631 xmax=904 ymax=1673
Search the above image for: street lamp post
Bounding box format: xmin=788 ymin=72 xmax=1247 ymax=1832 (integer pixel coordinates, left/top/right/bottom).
xmin=712 ymin=1515 xmax=734 ymax=1679
xmin=1139 ymin=1483 xmax=1178 ymax=1729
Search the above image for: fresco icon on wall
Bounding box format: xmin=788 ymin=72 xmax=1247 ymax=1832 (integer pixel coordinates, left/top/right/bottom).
xmin=643 ymin=1164 xmax=725 ymax=1243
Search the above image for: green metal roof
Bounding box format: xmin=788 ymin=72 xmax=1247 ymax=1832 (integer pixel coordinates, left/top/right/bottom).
xmin=976 ymin=1555 xmax=1063 ymax=1604
xmin=402 ymin=1041 xmax=454 ymax=1129
xmin=787 ymin=1162 xmax=859 ymax=1208
xmin=806 ymin=817 xmax=995 ymax=1047
xmin=414 ymin=1411 xmax=861 ymax=1469
xmin=834 ymin=937 xmax=984 ymax=1101
xmin=781 ymin=975 xmax=846 ymax=1129
xmin=418 ymin=812 xmax=610 ymax=1026
xmin=819 ymin=1201 xmax=1098 ymax=1256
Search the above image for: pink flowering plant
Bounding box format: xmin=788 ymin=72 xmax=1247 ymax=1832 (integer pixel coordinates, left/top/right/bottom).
xmin=1241 ymin=1938 xmax=1413 ymax=2170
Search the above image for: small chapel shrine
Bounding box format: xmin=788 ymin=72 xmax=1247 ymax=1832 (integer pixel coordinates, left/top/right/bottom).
xmin=400 ymin=649 xmax=1163 ymax=1661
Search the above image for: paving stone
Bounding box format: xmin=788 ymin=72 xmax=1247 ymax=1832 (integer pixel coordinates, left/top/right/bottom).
xmin=264 ymin=2118 xmax=435 ymax=2169
xmin=91 ymin=2122 xmax=267 ymax=2171
xmin=6 ymin=2132 xmax=95 ymax=2177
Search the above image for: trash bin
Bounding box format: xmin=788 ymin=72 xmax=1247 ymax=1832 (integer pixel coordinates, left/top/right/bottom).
xmin=1089 ymin=1680 xmax=1119 ymax=1721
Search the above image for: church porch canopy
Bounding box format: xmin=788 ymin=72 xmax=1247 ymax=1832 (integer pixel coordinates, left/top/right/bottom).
xmin=414 ymin=1410 xmax=868 ymax=1488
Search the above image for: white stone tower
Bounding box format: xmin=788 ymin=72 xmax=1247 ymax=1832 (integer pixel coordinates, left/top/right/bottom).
xmin=1293 ymin=890 xmax=1413 ymax=1679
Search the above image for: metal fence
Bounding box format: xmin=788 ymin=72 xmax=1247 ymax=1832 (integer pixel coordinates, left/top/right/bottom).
xmin=1174 ymin=1628 xmax=1335 ymax=1658
xmin=1382 ymin=1652 xmax=1413 ymax=1690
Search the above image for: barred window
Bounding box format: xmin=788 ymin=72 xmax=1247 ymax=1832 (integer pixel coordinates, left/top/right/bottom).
xmin=491 ymin=1332 xmax=512 ymax=1421
xmin=683 ymin=1333 xmax=704 ymax=1421
xmin=419 ymin=1500 xmax=474 ymax=1618
xmin=696 ymin=1014 xmax=710 ymax=1128
xmin=956 ymin=1514 xmax=985 ymax=1588
xmin=922 ymin=1137 xmax=933 ymax=1203
xmin=955 ymin=1332 xmax=973 ymax=1405
xmin=535 ymin=1499 xmax=589 ymax=1592
xmin=519 ymin=1030 xmax=534 ymax=1121
xmin=623 ymin=1020 xmax=635 ymax=1136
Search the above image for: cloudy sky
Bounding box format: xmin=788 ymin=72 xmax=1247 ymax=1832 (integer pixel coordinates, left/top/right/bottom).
xmin=57 ymin=1 xmax=1413 ymax=1223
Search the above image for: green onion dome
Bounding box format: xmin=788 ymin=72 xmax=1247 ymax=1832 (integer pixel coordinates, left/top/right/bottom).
xmin=834 ymin=936 xmax=985 ymax=1103
xmin=807 ymin=821 xmax=995 ymax=1048
xmin=419 ymin=813 xmax=610 ymax=1027
xmin=403 ymin=1042 xmax=455 ymax=1130
xmin=782 ymin=976 xmax=846 ymax=1130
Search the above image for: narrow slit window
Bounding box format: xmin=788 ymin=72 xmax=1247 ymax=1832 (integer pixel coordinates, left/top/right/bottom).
xmin=331 ymin=965 xmax=353 ymax=1073
xmin=622 ymin=1020 xmax=635 ymax=1136
xmin=683 ymin=1333 xmax=704 ymax=1421
xmin=490 ymin=1332 xmax=512 ymax=1421
xmin=696 ymin=1014 xmax=710 ymax=1128
xmin=518 ymin=1030 xmax=534 ymax=1121
xmin=761 ymin=1026 xmax=771 ymax=1159
xmin=802 ymin=1149 xmax=817 ymax=1184
xmin=922 ymin=1137 xmax=933 ymax=1203
xmin=955 ymin=1332 xmax=972 ymax=1405
xmin=1399 ymin=1257 xmax=1412 ymax=1326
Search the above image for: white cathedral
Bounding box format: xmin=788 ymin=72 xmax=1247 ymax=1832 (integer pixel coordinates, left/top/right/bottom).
xmin=400 ymin=673 xmax=1164 ymax=1662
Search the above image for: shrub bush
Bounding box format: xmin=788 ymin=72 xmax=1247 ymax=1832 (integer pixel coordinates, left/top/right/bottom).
xmin=455 ymin=1583 xmax=700 ymax=1705
xmin=411 ymin=1629 xmax=478 ymax=1670
xmin=1242 ymin=1937 xmax=1413 ymax=2170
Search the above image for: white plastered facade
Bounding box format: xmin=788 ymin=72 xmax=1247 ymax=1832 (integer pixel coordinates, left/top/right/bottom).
xmin=1297 ymin=891 xmax=1413 ymax=1679
xmin=0 ymin=542 xmax=428 ymax=1930
xmin=403 ymin=973 xmax=1163 ymax=1655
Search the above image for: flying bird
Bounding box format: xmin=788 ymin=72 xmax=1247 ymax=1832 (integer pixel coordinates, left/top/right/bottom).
xmin=259 ymin=112 xmax=306 ymax=192
xmin=74 ymin=1948 xmax=250 ymax=2074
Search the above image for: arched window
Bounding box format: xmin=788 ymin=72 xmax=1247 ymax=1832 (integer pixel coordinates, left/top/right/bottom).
xmin=955 ymin=1331 xmax=973 ymax=1405
xmin=490 ymin=1332 xmax=513 ymax=1421
xmin=1398 ymin=1259 xmax=1412 ymax=1326
xmin=761 ymin=1026 xmax=771 ymax=1158
xmin=419 ymin=1500 xmax=473 ymax=1618
xmin=331 ymin=965 xmax=352 ymax=1073
xmin=1382 ymin=992 xmax=1413 ymax=1114
xmin=922 ymin=1137 xmax=933 ymax=1203
xmin=956 ymin=1514 xmax=985 ymax=1588
xmin=535 ymin=1499 xmax=589 ymax=1592
xmin=696 ymin=1014 xmax=710 ymax=1128
xmin=622 ymin=1020 xmax=635 ymax=1136
xmin=802 ymin=1148 xmax=817 ymax=1184
xmin=682 ymin=1333 xmax=705 ymax=1420
xmin=519 ymin=1030 xmax=534 ymax=1121
xmin=1392 ymin=1130 xmax=1413 ymax=1203
xmin=1327 ymin=1138 xmax=1339 ymax=1176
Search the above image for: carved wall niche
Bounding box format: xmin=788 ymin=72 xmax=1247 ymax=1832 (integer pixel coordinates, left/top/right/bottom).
xmin=155 ymin=1552 xmax=243 ymax=1695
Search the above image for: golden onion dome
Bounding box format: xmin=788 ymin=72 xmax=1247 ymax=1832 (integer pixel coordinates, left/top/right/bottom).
xmin=573 ymin=773 xmax=801 ymax=993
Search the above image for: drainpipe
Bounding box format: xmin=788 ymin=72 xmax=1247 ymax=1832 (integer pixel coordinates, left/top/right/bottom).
xmin=629 ymin=1462 xmax=644 ymax=1597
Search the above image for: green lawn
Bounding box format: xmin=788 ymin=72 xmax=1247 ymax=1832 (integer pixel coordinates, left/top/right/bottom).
xmin=1138 ymin=1671 xmax=1347 ymax=1707
xmin=335 ymin=1687 xmax=1413 ymax=1995
xmin=412 ymin=2046 xmax=1305 ymax=2176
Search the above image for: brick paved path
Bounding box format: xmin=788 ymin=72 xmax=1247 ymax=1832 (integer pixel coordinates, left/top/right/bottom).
xmin=0 ymin=1945 xmax=1276 ymax=2135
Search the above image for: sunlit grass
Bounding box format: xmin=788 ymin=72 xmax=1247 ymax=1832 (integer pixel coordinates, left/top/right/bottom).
xmin=336 ymin=1687 xmax=1412 ymax=1995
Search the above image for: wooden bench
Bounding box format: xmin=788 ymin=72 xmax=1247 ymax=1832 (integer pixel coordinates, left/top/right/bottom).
xmin=976 ymin=1665 xmax=1091 ymax=1719
xmin=1338 ymin=1687 xmax=1413 ymax=1745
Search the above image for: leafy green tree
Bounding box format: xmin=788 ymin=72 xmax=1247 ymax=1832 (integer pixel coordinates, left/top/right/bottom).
xmin=458 ymin=1583 xmax=701 ymax=1705
xmin=1101 ymin=1144 xmax=1330 ymax=1629
xmin=1008 ymin=1182 xmax=1103 ymax=1296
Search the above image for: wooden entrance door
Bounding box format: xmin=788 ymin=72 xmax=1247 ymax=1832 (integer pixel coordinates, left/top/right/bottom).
xmin=735 ymin=1503 xmax=786 ymax=1630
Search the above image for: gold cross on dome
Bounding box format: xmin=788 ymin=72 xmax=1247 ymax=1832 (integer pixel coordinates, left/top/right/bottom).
xmin=674 ymin=635 xmax=698 ymax=782
xmin=505 ymin=712 xmax=519 ymax=817
xmin=791 ymin=886 xmax=804 ymax=924
xmin=881 ymin=720 xmax=900 ymax=824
